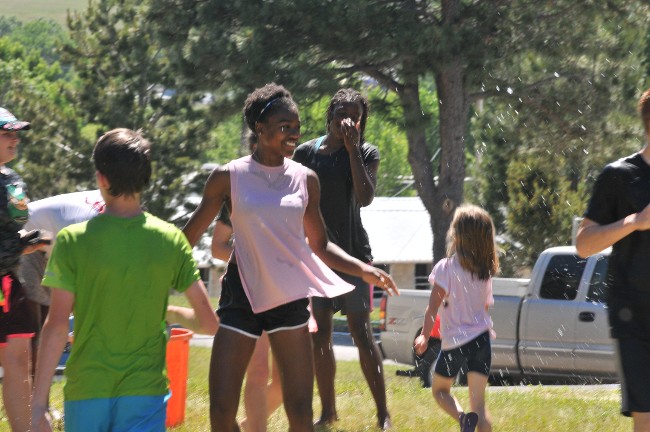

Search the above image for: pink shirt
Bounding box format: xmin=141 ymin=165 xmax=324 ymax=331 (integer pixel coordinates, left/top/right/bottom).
xmin=429 ymin=255 xmax=494 ymax=350
xmin=228 ymin=156 xmax=354 ymax=313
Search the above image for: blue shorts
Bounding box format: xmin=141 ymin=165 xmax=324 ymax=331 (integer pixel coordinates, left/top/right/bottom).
xmin=64 ymin=394 xmax=167 ymax=432
xmin=311 ymin=271 xmax=371 ymax=315
xmin=434 ymin=331 xmax=491 ymax=378
xmin=217 ymin=263 xmax=310 ymax=338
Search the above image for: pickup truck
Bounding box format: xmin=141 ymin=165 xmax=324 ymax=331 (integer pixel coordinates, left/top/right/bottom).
xmin=380 ymin=246 xmax=616 ymax=383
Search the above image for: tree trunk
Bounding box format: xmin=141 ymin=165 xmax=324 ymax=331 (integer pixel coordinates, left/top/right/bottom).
xmin=432 ymin=58 xmax=468 ymax=262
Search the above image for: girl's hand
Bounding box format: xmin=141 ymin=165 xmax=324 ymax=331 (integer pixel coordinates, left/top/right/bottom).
xmin=361 ymin=265 xmax=399 ymax=296
xmin=340 ymin=117 xmax=361 ymax=152
xmin=414 ymin=334 xmax=428 ymax=356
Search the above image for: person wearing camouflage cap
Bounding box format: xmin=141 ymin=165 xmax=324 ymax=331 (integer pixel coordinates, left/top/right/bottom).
xmin=0 ymin=107 xmax=49 ymax=431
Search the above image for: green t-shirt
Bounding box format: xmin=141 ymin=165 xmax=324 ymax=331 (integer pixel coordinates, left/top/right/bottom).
xmin=43 ymin=212 xmax=200 ymax=401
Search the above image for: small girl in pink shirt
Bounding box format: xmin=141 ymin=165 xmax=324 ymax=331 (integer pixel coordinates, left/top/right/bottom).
xmin=414 ymin=205 xmax=499 ymax=432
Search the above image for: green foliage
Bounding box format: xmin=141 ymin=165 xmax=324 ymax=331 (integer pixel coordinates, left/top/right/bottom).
xmin=61 ymin=0 xmax=221 ymax=219
xmin=505 ymin=154 xmax=588 ymax=271
xmin=0 ymin=19 xmax=91 ymax=199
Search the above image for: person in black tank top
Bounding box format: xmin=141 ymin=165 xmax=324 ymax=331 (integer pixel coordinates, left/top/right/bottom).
xmin=293 ymin=89 xmax=392 ymax=430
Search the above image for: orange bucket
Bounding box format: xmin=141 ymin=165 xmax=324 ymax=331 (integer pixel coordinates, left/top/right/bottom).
xmin=165 ymin=327 xmax=194 ymax=428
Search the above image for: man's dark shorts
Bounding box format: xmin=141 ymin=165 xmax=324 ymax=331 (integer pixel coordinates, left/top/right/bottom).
xmin=217 ymin=263 xmax=310 ymax=339
xmin=434 ymin=331 xmax=491 ymax=378
xmin=311 ymin=271 xmax=371 ymax=315
xmin=616 ymin=337 xmax=650 ymax=416
xmin=0 ymin=274 xmax=36 ymax=345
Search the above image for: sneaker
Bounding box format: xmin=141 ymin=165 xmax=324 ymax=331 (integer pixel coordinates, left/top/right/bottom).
xmin=459 ymin=412 xmax=479 ymax=432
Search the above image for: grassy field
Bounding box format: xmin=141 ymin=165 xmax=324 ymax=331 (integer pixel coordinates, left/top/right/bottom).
xmin=0 ymin=296 xmax=629 ymax=430
xmin=2 ymin=0 xmax=87 ymax=25
xmin=0 ymin=346 xmax=630 ymax=431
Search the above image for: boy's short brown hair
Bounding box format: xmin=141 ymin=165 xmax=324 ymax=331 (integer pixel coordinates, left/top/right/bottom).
xmin=639 ymin=88 xmax=650 ymax=133
xmin=93 ymin=128 xmax=152 ymax=197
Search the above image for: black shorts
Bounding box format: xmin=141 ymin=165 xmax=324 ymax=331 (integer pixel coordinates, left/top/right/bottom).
xmin=0 ymin=274 xmax=36 ymax=346
xmin=311 ymin=271 xmax=371 ymax=315
xmin=217 ymin=264 xmax=310 ymax=339
xmin=616 ymin=337 xmax=650 ymax=416
xmin=434 ymin=331 xmax=491 ymax=378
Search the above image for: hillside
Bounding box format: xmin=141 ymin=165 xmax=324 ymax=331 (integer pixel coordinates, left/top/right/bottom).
xmin=2 ymin=0 xmax=87 ymax=25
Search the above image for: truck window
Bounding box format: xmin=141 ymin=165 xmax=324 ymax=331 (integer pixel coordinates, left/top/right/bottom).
xmin=539 ymin=254 xmax=586 ymax=300
xmin=586 ymin=256 xmax=609 ymax=304
xmin=415 ymin=263 xmax=433 ymax=290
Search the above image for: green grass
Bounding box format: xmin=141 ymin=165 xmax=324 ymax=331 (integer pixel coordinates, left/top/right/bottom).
xmin=0 ymin=348 xmax=629 ymax=431
xmin=2 ymin=0 xmax=87 ymax=25
xmin=1 ymin=296 xmax=628 ymax=430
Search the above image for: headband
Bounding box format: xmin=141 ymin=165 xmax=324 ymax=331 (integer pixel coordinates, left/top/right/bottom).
xmin=255 ymin=97 xmax=282 ymax=124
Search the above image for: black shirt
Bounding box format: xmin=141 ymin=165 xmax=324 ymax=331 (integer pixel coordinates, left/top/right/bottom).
xmin=293 ymin=138 xmax=379 ymax=262
xmin=0 ymin=167 xmax=29 ymax=276
xmin=584 ymin=153 xmax=650 ymax=338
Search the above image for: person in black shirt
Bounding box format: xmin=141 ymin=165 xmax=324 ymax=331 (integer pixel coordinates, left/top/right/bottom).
xmin=293 ymin=88 xmax=391 ymax=429
xmin=577 ymin=88 xmax=650 ymax=431
xmin=0 ymin=107 xmax=49 ymax=431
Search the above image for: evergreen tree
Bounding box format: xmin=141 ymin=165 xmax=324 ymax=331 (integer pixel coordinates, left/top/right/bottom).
xmin=148 ymin=0 xmax=645 ymax=262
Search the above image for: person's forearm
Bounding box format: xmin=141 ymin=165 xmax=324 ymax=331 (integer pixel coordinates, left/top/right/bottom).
xmin=166 ymin=305 xmax=218 ymax=336
xmin=33 ymin=320 xmax=69 ymax=410
xmin=348 ymin=150 xmax=375 ymax=206
xmin=420 ymin=306 xmax=437 ymax=338
xmin=315 ymin=241 xmax=367 ymax=277
xmin=576 ymin=215 xmax=638 ymax=257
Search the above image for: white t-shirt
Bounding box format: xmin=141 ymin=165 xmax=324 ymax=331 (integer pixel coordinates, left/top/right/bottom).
xmin=25 ymin=190 xmax=104 ymax=256
xmin=428 ymin=255 xmax=494 ymax=350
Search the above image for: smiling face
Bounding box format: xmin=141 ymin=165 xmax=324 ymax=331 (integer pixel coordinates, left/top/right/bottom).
xmin=256 ymin=105 xmax=301 ymax=160
xmin=329 ymin=101 xmax=363 ymax=140
xmin=0 ymin=131 xmax=20 ymax=165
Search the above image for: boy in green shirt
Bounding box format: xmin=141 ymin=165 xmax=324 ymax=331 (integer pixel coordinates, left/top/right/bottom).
xmin=32 ymin=128 xmax=218 ymax=431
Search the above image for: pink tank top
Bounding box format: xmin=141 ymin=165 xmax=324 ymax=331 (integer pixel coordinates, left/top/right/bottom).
xmin=228 ymin=156 xmax=354 ymax=313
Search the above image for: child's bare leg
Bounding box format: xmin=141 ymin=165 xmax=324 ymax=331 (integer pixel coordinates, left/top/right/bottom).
xmin=347 ymin=311 xmax=391 ymax=428
xmin=267 ymin=352 xmax=283 ymax=416
xmin=269 ymin=326 xmax=314 ymax=432
xmin=431 ymin=373 xmax=463 ymax=423
xmin=210 ymin=328 xmax=257 ymax=432
xmin=0 ymin=338 xmax=32 ymax=432
xmin=467 ymin=372 xmax=491 ymax=432
xmin=241 ymin=333 xmax=271 ymax=432
xmin=310 ymin=307 xmax=337 ymax=424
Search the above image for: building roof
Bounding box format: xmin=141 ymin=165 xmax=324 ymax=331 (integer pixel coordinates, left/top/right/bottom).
xmin=361 ymin=197 xmax=433 ymax=264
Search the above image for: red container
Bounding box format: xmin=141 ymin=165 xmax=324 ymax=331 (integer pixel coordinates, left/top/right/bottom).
xmin=165 ymin=327 xmax=194 ymax=428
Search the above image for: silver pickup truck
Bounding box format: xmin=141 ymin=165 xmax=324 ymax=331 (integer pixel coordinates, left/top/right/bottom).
xmin=380 ymin=246 xmax=616 ymax=383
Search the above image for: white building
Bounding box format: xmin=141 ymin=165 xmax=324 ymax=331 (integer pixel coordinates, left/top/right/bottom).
xmin=361 ymin=196 xmax=434 ymax=291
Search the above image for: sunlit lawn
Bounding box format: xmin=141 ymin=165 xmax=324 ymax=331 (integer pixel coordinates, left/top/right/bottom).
xmin=0 ymin=347 xmax=629 ymax=431
xmin=0 ymin=295 xmax=630 ymax=430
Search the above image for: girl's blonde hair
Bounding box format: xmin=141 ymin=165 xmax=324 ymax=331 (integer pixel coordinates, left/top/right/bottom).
xmin=446 ymin=204 xmax=499 ymax=281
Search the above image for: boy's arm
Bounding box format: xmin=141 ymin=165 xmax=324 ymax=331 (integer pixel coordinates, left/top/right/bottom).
xmin=32 ymin=288 xmax=74 ymax=430
xmin=575 ymin=205 xmax=650 ymax=257
xmin=414 ymin=284 xmax=445 ymax=355
xmin=166 ymin=280 xmax=218 ymax=335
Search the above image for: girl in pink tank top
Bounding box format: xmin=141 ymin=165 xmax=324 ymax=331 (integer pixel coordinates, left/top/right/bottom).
xmin=182 ymin=83 xmax=398 ymax=432
xmin=414 ymin=205 xmax=499 ymax=432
